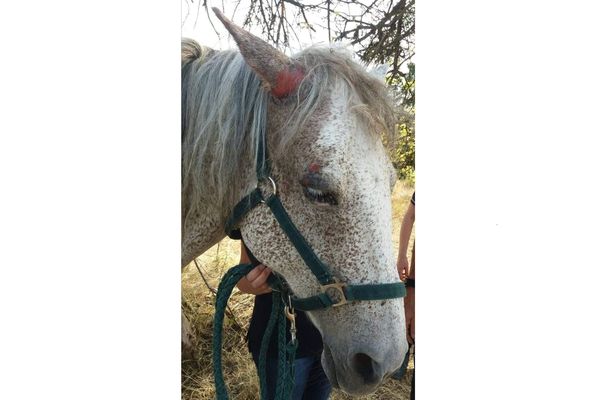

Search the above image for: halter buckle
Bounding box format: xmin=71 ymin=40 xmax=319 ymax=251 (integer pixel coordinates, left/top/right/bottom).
xmin=321 ymin=282 xmax=348 ymax=307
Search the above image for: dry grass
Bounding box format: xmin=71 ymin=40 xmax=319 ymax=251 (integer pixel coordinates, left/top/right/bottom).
xmin=182 ymin=180 xmax=415 ymax=399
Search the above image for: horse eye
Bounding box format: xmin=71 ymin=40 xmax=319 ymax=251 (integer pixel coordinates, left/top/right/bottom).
xmin=303 ymin=186 xmax=338 ymax=206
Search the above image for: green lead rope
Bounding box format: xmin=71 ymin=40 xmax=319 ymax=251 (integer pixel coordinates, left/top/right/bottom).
xmin=213 ymin=263 xmax=298 ymax=400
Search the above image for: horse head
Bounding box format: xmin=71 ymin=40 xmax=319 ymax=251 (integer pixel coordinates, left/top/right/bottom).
xmin=182 ymin=9 xmax=408 ymax=395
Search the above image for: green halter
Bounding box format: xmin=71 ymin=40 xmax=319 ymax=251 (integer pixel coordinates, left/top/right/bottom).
xmin=223 ymin=133 xmax=407 ymax=310
xmin=212 ymin=131 xmax=406 ymax=400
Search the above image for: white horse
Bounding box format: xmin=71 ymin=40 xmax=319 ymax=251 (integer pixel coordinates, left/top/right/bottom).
xmin=182 ymin=9 xmax=408 ymax=396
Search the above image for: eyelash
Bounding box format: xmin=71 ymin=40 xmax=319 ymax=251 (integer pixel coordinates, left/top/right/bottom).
xmin=303 ymin=187 xmax=338 ymax=206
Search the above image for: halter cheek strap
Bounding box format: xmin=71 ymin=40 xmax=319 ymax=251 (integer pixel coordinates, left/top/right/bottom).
xmin=224 ymin=139 xmax=406 ymax=310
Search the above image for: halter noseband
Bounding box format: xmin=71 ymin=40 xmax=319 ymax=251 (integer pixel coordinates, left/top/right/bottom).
xmin=224 ymin=134 xmax=406 ymax=311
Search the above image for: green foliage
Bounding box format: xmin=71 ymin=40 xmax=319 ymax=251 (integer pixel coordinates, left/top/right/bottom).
xmin=388 ymin=62 xmax=415 ymax=186
xmin=399 ymin=165 xmax=415 ymax=186
xmin=392 ymin=114 xmax=415 ymax=186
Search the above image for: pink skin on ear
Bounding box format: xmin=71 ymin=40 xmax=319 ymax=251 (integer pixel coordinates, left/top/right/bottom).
xmin=271 ymin=67 xmax=304 ymax=98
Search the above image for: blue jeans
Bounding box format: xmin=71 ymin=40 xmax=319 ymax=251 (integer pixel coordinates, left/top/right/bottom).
xmin=252 ymin=354 xmax=332 ymax=400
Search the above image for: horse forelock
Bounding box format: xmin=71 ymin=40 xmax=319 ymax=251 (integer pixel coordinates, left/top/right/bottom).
xmin=181 ymin=39 xmax=395 ymax=226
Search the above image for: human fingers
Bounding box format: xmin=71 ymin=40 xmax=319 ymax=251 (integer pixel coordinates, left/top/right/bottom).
xmin=399 ymin=269 xmax=407 ymax=281
xmin=245 ymin=265 xmax=266 ymax=282
xmin=255 ymin=284 xmax=272 ymax=295
xmin=250 ymin=267 xmax=272 ymax=288
xmin=397 ymin=258 xmax=408 ymax=280
xmin=253 ymin=268 xmax=273 ymax=294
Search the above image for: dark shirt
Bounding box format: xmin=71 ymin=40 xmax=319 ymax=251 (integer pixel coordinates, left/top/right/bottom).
xmin=248 ymin=293 xmax=324 ymax=359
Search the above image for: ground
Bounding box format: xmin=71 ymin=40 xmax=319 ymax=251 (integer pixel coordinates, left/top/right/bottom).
xmin=182 ymin=180 xmax=415 ymax=399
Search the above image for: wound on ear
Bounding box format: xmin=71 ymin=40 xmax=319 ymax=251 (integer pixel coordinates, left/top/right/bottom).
xmin=272 ymin=66 xmax=304 ymax=98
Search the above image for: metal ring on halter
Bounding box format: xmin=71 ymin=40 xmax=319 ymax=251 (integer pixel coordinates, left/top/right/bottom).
xmin=258 ymin=176 xmax=277 ymax=203
xmin=321 ymin=282 xmax=348 ymax=307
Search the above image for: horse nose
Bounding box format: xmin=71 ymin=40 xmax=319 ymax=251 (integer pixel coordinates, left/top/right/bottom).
xmin=351 ymin=352 xmax=383 ymax=385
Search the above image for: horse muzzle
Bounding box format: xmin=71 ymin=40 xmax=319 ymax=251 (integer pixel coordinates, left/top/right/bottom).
xmin=321 ymin=335 xmax=406 ymax=395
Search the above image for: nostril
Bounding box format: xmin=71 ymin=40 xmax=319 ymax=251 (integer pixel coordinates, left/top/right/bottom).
xmin=352 ymin=353 xmax=379 ymax=384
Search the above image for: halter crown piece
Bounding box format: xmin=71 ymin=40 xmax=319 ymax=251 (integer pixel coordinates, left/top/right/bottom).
xmin=212 ymin=130 xmax=407 ymax=399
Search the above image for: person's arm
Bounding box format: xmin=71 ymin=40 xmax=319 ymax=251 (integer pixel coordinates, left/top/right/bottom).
xmin=236 ymin=242 xmax=272 ymax=295
xmin=399 ymin=194 xmax=415 ymax=344
xmin=408 ymin=243 xmax=415 ymax=279
xmin=397 ymin=201 xmax=415 ymax=280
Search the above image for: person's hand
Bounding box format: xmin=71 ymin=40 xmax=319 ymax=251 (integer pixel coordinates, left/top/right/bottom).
xmin=404 ymin=287 xmax=415 ymax=344
xmin=397 ymin=256 xmax=409 ymax=281
xmin=236 ymin=264 xmax=272 ymax=295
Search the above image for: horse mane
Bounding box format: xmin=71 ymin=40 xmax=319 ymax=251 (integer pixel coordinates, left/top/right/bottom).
xmin=181 ymin=38 xmax=395 ymax=224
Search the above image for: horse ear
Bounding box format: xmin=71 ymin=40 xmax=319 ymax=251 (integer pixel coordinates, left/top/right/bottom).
xmin=212 ymin=7 xmax=304 ymax=98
